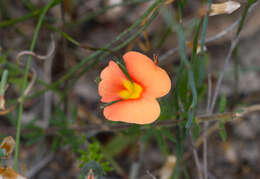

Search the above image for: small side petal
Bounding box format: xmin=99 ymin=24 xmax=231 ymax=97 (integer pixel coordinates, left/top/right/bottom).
xmin=103 ymin=96 xmax=160 ymax=124
xmin=123 ymin=51 xmax=171 ymax=98
xmin=98 ymin=61 xmax=127 ymax=103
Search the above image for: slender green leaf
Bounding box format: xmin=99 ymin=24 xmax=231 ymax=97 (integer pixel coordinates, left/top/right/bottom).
xmin=218 ymin=120 xmax=227 ymax=141
xmin=0 ymin=70 xmax=8 ymax=96
xmin=161 ymin=128 xmax=177 ymax=143
xmin=156 ymin=129 xmax=169 ymax=155
xmin=200 ymin=0 xmax=212 ymax=51
xmin=0 ymin=0 xmax=62 ymax=28
xmin=15 ymin=0 xmax=58 ymax=169
xmin=185 ymin=110 xmax=194 ymax=129
xmin=192 ymin=121 xmax=200 ymax=140
xmin=219 ymin=95 xmax=227 ymax=113
xmin=188 ymin=71 xmax=197 ymax=108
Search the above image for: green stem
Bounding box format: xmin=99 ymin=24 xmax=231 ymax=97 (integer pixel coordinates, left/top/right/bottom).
xmin=232 ymin=0 xmax=257 ymax=97
xmin=14 ymin=0 xmax=58 ymax=170
xmin=0 ymin=70 xmax=8 ymax=96
xmin=67 ymin=0 xmax=151 ymax=27
xmin=0 ymin=0 xmax=61 ymax=28
xmin=200 ymin=0 xmax=212 ymax=51
xmin=26 ymin=0 xmax=163 ymax=100
xmin=191 ymin=19 xmax=203 ymax=60
xmin=45 ymin=23 xmax=114 ymax=53
xmin=236 ymin=0 xmax=256 ymax=36
xmin=59 ymin=8 xmax=159 ymax=103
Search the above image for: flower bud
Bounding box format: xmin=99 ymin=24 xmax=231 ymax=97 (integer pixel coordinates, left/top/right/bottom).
xmin=210 ymin=1 xmax=241 ymax=16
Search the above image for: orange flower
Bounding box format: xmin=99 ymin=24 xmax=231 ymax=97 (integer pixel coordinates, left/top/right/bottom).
xmin=98 ymin=51 xmax=171 ymax=124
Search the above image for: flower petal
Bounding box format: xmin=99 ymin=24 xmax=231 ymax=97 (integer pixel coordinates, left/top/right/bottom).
xmin=123 ymin=51 xmax=171 ymax=98
xmin=103 ymin=96 xmax=160 ymax=124
xmin=98 ymin=61 xmax=127 ymax=103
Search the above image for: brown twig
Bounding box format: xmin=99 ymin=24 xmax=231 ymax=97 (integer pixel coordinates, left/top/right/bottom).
xmin=184 ymin=105 xmax=260 ymax=164
xmin=209 ymin=35 xmax=240 ymax=113
xmin=196 ymin=123 xmax=219 ymax=148
xmin=189 ymin=130 xmax=204 ymax=179
xmin=1 ymin=104 xmax=260 ymax=137
xmin=0 ymin=36 xmax=55 ymax=116
xmin=16 ymin=36 xmax=55 ymax=101
xmin=203 ymin=73 xmax=212 ymax=179
xmin=42 ymin=43 xmax=55 ymax=128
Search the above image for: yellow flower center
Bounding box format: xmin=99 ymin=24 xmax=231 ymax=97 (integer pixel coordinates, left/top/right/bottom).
xmin=119 ymin=79 xmax=143 ymax=100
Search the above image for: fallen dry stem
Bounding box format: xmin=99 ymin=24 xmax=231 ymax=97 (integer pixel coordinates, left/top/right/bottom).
xmin=1 ymin=104 xmax=260 ymax=136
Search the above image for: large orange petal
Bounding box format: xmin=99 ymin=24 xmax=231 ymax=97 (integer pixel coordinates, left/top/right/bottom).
xmin=98 ymin=61 xmax=127 ymax=103
xmin=103 ymin=96 xmax=160 ymax=124
xmin=123 ymin=51 xmax=171 ymax=98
